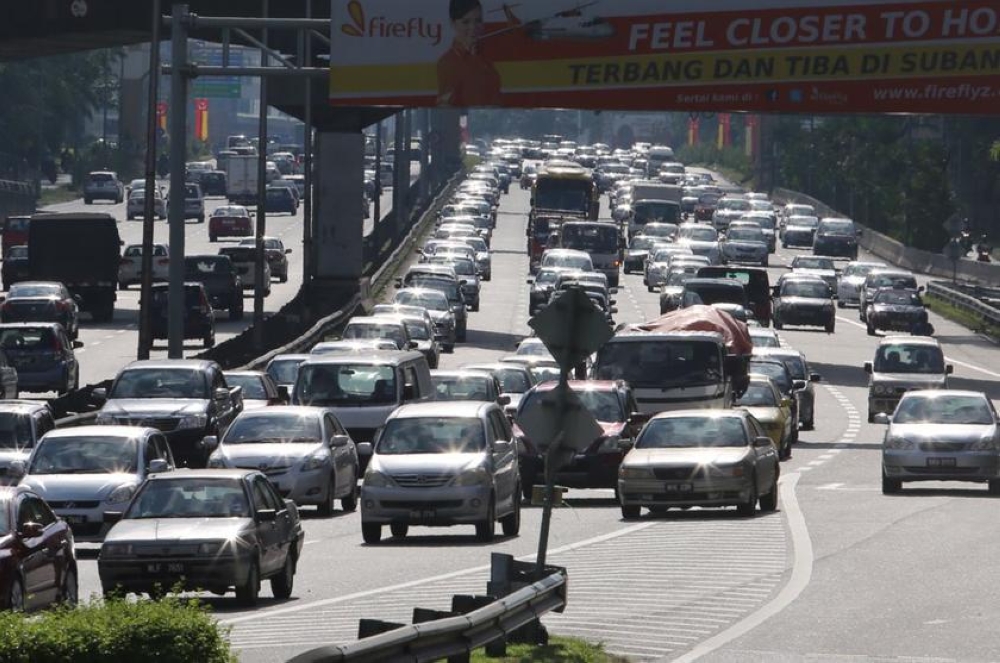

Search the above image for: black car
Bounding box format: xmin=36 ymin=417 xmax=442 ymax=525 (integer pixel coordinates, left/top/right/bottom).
xmin=865 ymin=287 xmax=933 ymax=336
xmin=813 ymin=218 xmax=859 ymax=260
xmin=197 ymin=170 xmax=228 ymax=197
xmin=184 ymin=255 xmax=244 ymax=320
xmin=1 ymin=246 xmax=29 ymax=291
xmin=265 ymin=187 xmax=297 ymax=215
xmin=772 ymin=276 xmax=835 ymax=333
xmin=149 ymin=283 xmax=215 ymax=348
xmin=0 ymin=281 xmax=80 ymax=340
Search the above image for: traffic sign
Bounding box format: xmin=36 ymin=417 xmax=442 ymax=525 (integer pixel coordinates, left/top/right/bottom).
xmin=943 ymin=214 xmax=965 ymax=237
xmin=515 ymin=382 xmax=603 ymax=454
xmin=529 ymin=287 xmax=613 ymax=372
xmin=944 ymin=239 xmax=964 ymax=262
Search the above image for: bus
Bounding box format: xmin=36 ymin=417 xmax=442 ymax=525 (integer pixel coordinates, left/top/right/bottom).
xmin=530 ymin=160 xmax=599 ymax=222
xmin=559 ymin=221 xmax=623 ymax=287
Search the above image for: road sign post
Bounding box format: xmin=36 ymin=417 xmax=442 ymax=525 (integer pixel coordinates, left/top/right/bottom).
xmin=944 ymin=239 xmax=964 ymax=284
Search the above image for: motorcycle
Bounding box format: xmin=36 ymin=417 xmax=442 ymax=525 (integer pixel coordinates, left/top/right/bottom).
xmin=977 ymin=242 xmax=992 ymax=262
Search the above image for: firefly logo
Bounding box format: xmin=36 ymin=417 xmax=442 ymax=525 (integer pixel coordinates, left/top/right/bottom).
xmin=341 ymin=1 xmax=443 ymax=45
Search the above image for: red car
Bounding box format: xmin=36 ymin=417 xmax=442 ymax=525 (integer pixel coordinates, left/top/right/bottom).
xmin=694 ymin=192 xmax=721 ymax=222
xmin=208 ymin=205 xmax=253 ymax=243
xmin=0 ymin=485 xmax=78 ymax=611
xmin=2 ymin=216 xmax=30 ymax=258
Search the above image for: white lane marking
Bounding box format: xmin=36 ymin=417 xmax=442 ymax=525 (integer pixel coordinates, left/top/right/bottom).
xmin=220 ymin=521 xmax=656 ymax=626
xmin=671 ymin=473 xmax=812 ymax=663
xmin=817 ymin=483 xmax=844 ymax=491
xmin=837 ymin=315 xmax=1000 ymax=379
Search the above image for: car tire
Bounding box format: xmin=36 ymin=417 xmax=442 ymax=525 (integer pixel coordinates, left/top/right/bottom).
xmin=198 ymin=215 xmax=205 ymax=224
xmin=647 ymin=285 xmax=654 ymax=293
xmin=737 ymin=482 xmax=757 ymax=517
xmin=7 ymin=575 xmax=25 ymax=612
xmin=235 ymin=559 xmax=260 ymax=607
xmin=341 ymin=476 xmax=358 ymax=512
xmin=620 ymin=504 xmax=641 ymax=520
xmin=317 ymin=476 xmax=336 ymax=516
xmin=500 ymin=491 xmax=521 ymax=537
xmin=280 ymin=273 xmax=288 ymax=284
xmin=209 ymin=234 xmax=217 ymax=243
xmin=475 ymin=498 xmax=495 ymax=542
xmin=773 ymin=318 xmax=783 ymax=330
xmin=204 ymin=333 xmax=215 ymax=349
xmin=231 ymin=303 xmax=244 ymax=321
xmin=988 ymin=480 xmax=1000 ymax=496
xmin=84 ymin=198 xmax=92 ymax=205
xmin=881 ymin=471 xmax=901 ymax=494
xmin=866 ymin=323 xmax=876 ymax=336
xmin=362 ymin=522 xmax=382 ymax=544
xmin=443 ymin=344 xmax=454 ymax=354
xmin=270 ymin=552 xmax=295 ymax=600
xmin=826 ymin=321 xmax=835 ymax=334
xmin=759 ymin=478 xmax=779 ymax=512
xmin=390 ymin=523 xmax=409 ymax=538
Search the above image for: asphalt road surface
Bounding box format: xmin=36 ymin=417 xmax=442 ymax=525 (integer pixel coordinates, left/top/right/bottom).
xmin=71 ymin=177 xmax=1000 ymax=662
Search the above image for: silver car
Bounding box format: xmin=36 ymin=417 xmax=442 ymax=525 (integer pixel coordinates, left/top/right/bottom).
xmin=360 ymin=401 xmax=521 ymax=544
xmin=206 ymin=407 xmax=359 ymax=515
xmin=14 ymin=426 xmax=174 ymax=541
xmin=878 ymin=390 xmax=1000 ymax=495
xmin=125 ymin=189 xmax=167 ymax=220
xmin=721 ymin=226 xmax=769 ymax=266
xmin=119 ymin=243 xmax=170 ymax=289
xmin=837 ymin=261 xmax=886 ymax=308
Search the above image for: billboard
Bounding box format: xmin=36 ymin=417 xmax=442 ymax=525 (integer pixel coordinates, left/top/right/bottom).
xmin=329 ymin=0 xmax=1000 ymax=114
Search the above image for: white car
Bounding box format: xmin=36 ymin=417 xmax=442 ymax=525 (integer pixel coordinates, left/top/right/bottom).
xmin=125 ymin=189 xmax=167 ymax=220
xmin=837 ymin=261 xmax=886 ymax=308
xmin=119 ymin=243 xmax=170 ymax=289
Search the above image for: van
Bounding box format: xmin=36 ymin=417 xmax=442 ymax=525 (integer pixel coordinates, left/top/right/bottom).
xmin=291 ymin=351 xmax=433 ymax=470
xmin=813 ymin=217 xmax=860 ymax=259
xmin=696 ymin=266 xmax=772 ymax=326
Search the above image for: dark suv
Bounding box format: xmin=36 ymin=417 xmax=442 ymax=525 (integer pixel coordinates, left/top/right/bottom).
xmin=184 ymin=255 xmax=244 ymax=320
xmin=149 ymin=283 xmax=215 ymax=348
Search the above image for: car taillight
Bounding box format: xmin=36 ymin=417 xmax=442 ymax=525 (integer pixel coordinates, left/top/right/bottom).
xmin=54 ymin=300 xmax=70 ymax=311
xmin=157 ymin=259 xmax=170 ymax=265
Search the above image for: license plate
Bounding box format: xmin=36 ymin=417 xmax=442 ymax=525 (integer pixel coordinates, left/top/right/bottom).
xmin=927 ymin=458 xmax=956 ymax=468
xmin=146 ymin=563 xmax=184 ymax=574
xmin=410 ymin=509 xmax=436 ymax=520
xmin=63 ymin=515 xmax=87 ymax=525
xmin=664 ymin=483 xmax=693 ymax=493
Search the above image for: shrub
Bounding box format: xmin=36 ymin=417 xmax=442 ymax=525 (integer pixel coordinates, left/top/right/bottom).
xmin=0 ymin=596 xmax=234 ymax=663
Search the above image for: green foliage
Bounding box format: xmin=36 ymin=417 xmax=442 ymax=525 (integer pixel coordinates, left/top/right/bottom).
xmin=471 ymin=636 xmax=631 ymax=662
xmin=990 ymin=140 xmax=1000 ymax=162
xmin=0 ymin=596 xmax=234 ymax=663
xmin=677 ymin=144 xmax=753 ymax=184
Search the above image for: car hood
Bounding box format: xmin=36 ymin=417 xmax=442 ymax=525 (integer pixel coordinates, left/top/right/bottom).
xmin=683 ymin=241 xmax=719 ymax=251
xmin=872 ymin=373 xmax=946 ymax=386
xmin=624 ymin=447 xmax=750 ymax=467
xmin=871 ymin=305 xmax=923 ymax=315
xmin=785 ymin=225 xmax=817 ymax=233
xmin=21 ymin=473 xmax=139 ymax=500
xmin=426 ymin=309 xmax=452 ymax=323
xmin=102 ymin=399 xmax=209 ymax=417
xmin=723 ymin=240 xmax=766 ymax=249
xmin=840 ymin=276 xmax=865 ymax=287
xmin=105 ymin=517 xmax=252 ymax=543
xmin=217 ymin=442 xmax=323 ymax=466
xmin=370 ymin=452 xmax=485 ymax=476
xmin=890 ymin=423 xmax=994 ymax=441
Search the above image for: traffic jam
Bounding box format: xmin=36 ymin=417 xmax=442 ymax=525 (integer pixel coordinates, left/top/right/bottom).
xmin=0 ymin=135 xmax=987 ymax=614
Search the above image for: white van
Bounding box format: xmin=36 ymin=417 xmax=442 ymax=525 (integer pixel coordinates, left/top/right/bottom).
xmin=291 ymin=351 xmax=434 ymax=470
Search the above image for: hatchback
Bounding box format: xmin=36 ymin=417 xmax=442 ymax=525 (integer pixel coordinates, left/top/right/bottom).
xmin=0 ymin=323 xmax=81 ymax=394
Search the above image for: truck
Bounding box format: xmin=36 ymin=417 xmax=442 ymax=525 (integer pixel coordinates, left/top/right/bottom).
xmin=27 ymin=213 xmax=121 ymax=322
xmin=624 ymin=181 xmax=683 ymax=238
xmin=530 ymin=160 xmax=599 ymax=222
xmin=591 ymin=305 xmax=751 ymax=414
xmin=225 ymin=154 xmax=259 ymax=205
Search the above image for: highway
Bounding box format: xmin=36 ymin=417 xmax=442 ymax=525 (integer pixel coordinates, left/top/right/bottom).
xmin=67 ymin=181 xmax=1000 ymax=662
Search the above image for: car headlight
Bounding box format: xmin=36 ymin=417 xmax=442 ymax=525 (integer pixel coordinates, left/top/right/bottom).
xmin=301 ymin=452 xmax=330 ymax=472
xmin=884 ymin=436 xmax=914 ymax=450
xmin=452 ymin=467 xmax=490 ymax=487
xmin=364 ymin=470 xmax=394 ymax=488
xmin=873 ymin=385 xmax=893 ymax=396
xmin=619 ymin=466 xmax=654 ymax=479
xmin=197 ymin=541 xmax=228 ymax=555
xmin=178 ymin=414 xmax=208 ymax=430
xmin=101 ymin=543 xmax=134 ymax=558
xmin=207 ymin=455 xmax=227 ymax=469
xmin=105 ymin=484 xmax=136 ymax=505
xmin=971 ymin=433 xmax=998 ymax=451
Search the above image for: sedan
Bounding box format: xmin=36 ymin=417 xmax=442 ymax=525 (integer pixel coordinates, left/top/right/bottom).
xmin=238 ymin=237 xmax=292 ymax=283
xmin=721 ymin=226 xmax=769 ymax=266
xmin=206 ymin=407 xmax=358 ymax=515
xmin=431 ymin=369 xmax=507 ymax=405
xmin=0 ymin=281 xmax=80 ymax=341
xmin=866 ymin=288 xmax=933 ymax=337
xmin=772 ymin=276 xmax=836 ymax=333
xmin=752 ymin=348 xmax=822 ymax=430
xmin=125 ymin=189 xmax=167 ymax=220
xmin=0 ymin=485 xmax=78 ymax=611
xmin=0 ymin=323 xmax=82 ymax=394
xmin=734 ymin=375 xmax=794 ymax=460
xmin=617 ymin=409 xmax=780 ymax=518
xmin=393 ymin=288 xmax=457 ymax=352
xmin=99 ymin=469 xmax=304 ymax=605
xmin=208 ymin=205 xmax=253 ymax=243
xmin=265 ymin=354 xmax=311 ymax=394
xmin=223 ymin=370 xmax=284 ymax=410
xmin=837 ymin=261 xmax=886 ymax=308
xmin=119 ymin=243 xmax=170 ymax=290
xmin=623 ymin=236 xmax=668 ymax=274
xmin=878 ymin=390 xmax=1000 ymax=495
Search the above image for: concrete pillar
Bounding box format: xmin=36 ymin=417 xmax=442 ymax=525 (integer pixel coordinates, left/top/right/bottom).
xmin=314 ymin=130 xmax=364 ymax=283
xmin=430 ymin=108 xmax=463 ymax=183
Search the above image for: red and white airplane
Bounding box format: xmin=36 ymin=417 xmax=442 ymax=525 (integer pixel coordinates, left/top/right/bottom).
xmin=484 ymin=2 xmax=615 ymax=41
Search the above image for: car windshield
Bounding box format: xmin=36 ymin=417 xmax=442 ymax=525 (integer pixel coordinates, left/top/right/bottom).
xmin=29 ymin=436 xmax=137 ymax=474
xmin=637 ymin=416 xmax=747 ymax=448
xmin=528 ymin=365 xmax=561 ymax=383
xmin=125 ymin=478 xmax=249 ymax=519
xmin=844 ymin=264 xmax=883 ymax=278
xmin=297 ymin=363 xmax=397 ymax=405
xmin=542 ymin=254 xmax=592 ymax=271
xmin=394 ymin=290 xmax=449 ymax=311
xmin=727 ymin=228 xmax=764 ymax=242
xmin=874 ymin=290 xmax=922 ymax=306
xmin=225 ymin=374 xmax=266 ymax=400
xmin=224 ymin=412 xmax=321 ymax=444
xmin=111 ymin=368 xmax=208 ymax=399
xmin=782 ymin=281 xmax=830 ymax=298
xmin=0 ymin=327 xmax=59 ymax=352
xmin=794 ymin=258 xmax=835 ymax=270
xmin=874 ymin=344 xmax=945 ymax=374
xmin=869 ymin=274 xmax=917 ymax=290
xmin=433 ymin=376 xmax=493 ymax=400
xmin=630 ymin=237 xmax=659 ymax=251
xmin=820 ymin=221 xmax=855 ymax=236
xmin=491 ymin=368 xmax=531 ymax=393
xmin=788 ymin=216 xmax=820 ymax=228
xmin=750 ymin=332 xmax=780 ymax=348
xmin=683 ymin=285 xmax=745 ymax=306
xmin=681 ymin=227 xmax=718 ymax=242
xmin=561 ymin=224 xmax=619 ymax=253
xmin=0 ymin=413 xmax=33 ymax=451
xmin=8 ymin=284 xmax=60 ymax=298
xmin=376 ymin=417 xmax=485 ymax=454
xmin=718 ymin=199 xmax=751 ymax=211
xmin=893 ymin=394 xmax=994 ymax=425
xmin=516 ymin=342 xmax=550 ymax=357
xmin=594 ymin=340 xmax=722 ymax=388
xmin=267 ymin=358 xmax=305 ymax=385
xmin=749 ymin=361 xmax=792 ymax=392
xmin=735 ymin=383 xmax=778 ymax=407
xmin=343 ymin=323 xmax=404 ymax=347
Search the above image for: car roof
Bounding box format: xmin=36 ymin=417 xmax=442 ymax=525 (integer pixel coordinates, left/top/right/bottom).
xmin=223 ymin=370 xmax=267 ymax=378
xmin=0 ymin=400 xmax=52 ymax=414
xmin=42 ymin=425 xmax=155 ymax=440
xmin=346 ymin=316 xmax=405 ymax=327
xmin=121 ymin=359 xmax=216 ymax=371
xmin=233 ymin=405 xmax=324 ymax=418
xmin=899 ymin=389 xmax=985 ymax=400
xmin=268 ymin=354 xmax=311 ymax=362
xmin=878 ymin=336 xmax=940 ymax=346
xmin=390 ymin=401 xmax=495 ymax=420
xmin=648 ymin=409 xmax=748 ymax=422
xmin=532 ymin=379 xmax=623 ymax=392
xmin=301 ymin=351 xmax=424 ymax=366
xmin=752 ymin=347 xmax=804 ymax=360
xmin=147 ymin=468 xmax=258 ymax=481
xmin=432 ymin=369 xmax=494 ymax=379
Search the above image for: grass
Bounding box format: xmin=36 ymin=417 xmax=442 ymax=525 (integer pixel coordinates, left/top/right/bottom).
xmin=471 ymin=636 xmax=631 ymax=663
xmin=38 ymin=184 xmax=80 ymax=207
xmin=924 ymin=292 xmax=1000 ymax=340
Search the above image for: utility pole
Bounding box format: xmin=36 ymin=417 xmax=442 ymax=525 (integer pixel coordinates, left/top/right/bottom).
xmin=253 ymin=0 xmax=269 ymax=349
xmin=166 ymin=4 xmax=190 ymax=358
xmin=301 ymin=0 xmax=313 ymax=286
xmin=137 ymin=0 xmax=162 ymax=360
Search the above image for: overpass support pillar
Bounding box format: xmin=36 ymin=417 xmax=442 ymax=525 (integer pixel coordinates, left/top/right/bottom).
xmin=430 ymin=108 xmax=463 ymax=188
xmin=312 ymin=129 xmax=366 ymax=301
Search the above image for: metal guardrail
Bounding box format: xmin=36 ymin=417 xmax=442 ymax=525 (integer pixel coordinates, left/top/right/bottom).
xmin=926 ymin=280 xmax=1000 ymax=328
xmin=288 ymin=554 xmax=567 ymax=663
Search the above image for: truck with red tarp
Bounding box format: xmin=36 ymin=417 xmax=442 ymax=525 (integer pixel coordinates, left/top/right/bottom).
xmin=591 ymin=305 xmax=751 ymax=414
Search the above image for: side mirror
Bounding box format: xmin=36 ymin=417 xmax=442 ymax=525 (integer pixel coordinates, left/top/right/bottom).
xmin=356 ymin=441 xmax=373 ymax=457
xmin=102 ymin=511 xmax=123 ymax=525
xmin=7 ymin=460 xmax=25 ymax=480
xmin=329 ymin=434 xmax=350 ymax=448
xmin=610 ymin=307 xmax=619 ymax=314
xmin=793 ymin=379 xmax=807 ymax=391
xmin=92 ymin=387 xmax=107 ymax=403
xmin=873 ymin=412 xmax=891 ymax=425
xmin=946 ymin=364 xmax=954 ymax=375
xmin=214 ymin=387 xmax=230 ymax=401
xmin=200 ymin=435 xmax=219 ymax=452
xmin=72 ymin=340 xmax=84 ymax=349
xmin=277 ymin=385 xmax=290 ymax=402
xmin=628 ymin=412 xmax=650 ymax=427
xmin=525 ymin=278 xmax=534 ymax=284
xmin=810 ymin=373 xmax=822 ymax=382
xmin=256 ymin=508 xmax=277 ymax=522
xmin=754 ymin=436 xmax=773 ymax=448
xmin=148 ymin=458 xmax=170 ymax=474
xmin=863 ymin=361 xmax=873 ymax=374
xmin=19 ymin=521 xmax=43 ymax=538
xmin=498 ymin=394 xmax=511 ymax=406
xmin=285 ymin=248 xmax=292 ymax=254
xmin=609 ymin=299 xmax=617 ymax=306
xmin=403 ymin=383 xmax=417 ymax=401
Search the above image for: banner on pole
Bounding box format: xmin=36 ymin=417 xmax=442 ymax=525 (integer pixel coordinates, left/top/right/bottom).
xmin=194 ymin=98 xmax=209 ymax=142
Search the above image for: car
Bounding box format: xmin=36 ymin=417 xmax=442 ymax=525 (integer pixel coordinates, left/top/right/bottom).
xmin=721 ymin=225 xmax=769 ymax=266
xmin=753 ymin=347 xmax=822 ymax=430
xmin=864 ymin=336 xmax=952 ymax=422
xmin=223 ymin=371 xmax=284 ymax=410
xmin=392 ymin=288 xmax=457 ymax=352
xmin=747 ymin=357 xmax=800 ymax=444
xmin=118 ymin=243 xmax=170 ymax=289
xmin=399 ymin=276 xmax=468 ymax=343
xmin=0 ymin=401 xmax=57 ymax=485
xmin=0 ymin=323 xmax=81 ymax=394
xmin=198 ymin=170 xmax=228 ymax=197
xmin=0 ymin=281 xmax=80 ymax=340
xmin=734 ymin=375 xmax=795 ymax=460
xmin=711 ymin=196 xmax=752 ymax=231
xmin=83 ymin=171 xmax=124 ymax=204
xmin=461 ymin=363 xmax=536 ymax=416
xmin=265 ymin=186 xmax=297 ymax=215
xmin=739 ymin=211 xmax=778 ymax=252
xmin=208 ymin=205 xmax=253 ymax=242
xmin=527 ymin=267 xmax=578 ymax=316
xmin=836 ymin=261 xmax=886 ymax=308
xmin=657 ymin=269 xmax=698 ymax=314
xmin=425 ymin=255 xmax=481 ymax=311
xmin=310 ymin=339 xmax=399 ymax=357
xmin=859 ymin=269 xmax=920 ymax=321
xmin=865 ymin=288 xmax=933 ymax=336
xmin=239 ymin=237 xmax=292 ymax=283
xmin=99 ymin=469 xmax=304 ymax=605
xmin=749 ymin=327 xmax=781 ymax=348
xmin=645 ymin=247 xmax=695 ymax=291
xmin=183 ymin=182 xmax=206 ymax=223
xmin=789 ymin=255 xmax=838 ymax=290
xmin=371 ymin=308 xmax=441 ymax=369
xmin=205 ymin=407 xmax=359 ymax=515
xmin=148 ymin=282 xmax=215 ymax=349
xmin=0 ymin=485 xmax=78 ymax=611
xmin=125 ymin=188 xmax=167 ymax=220
xmin=93 ymin=359 xmax=244 ymax=468
xmin=269 ymin=179 xmax=301 ymax=210
xmin=2 ymin=216 xmax=30 ymax=258
xmin=539 ymin=249 xmax=594 ymax=273
xmin=431 ymin=369 xmax=507 ymax=405
xmin=813 ymin=217 xmax=859 ymax=259
xmin=878 ymin=390 xmax=1000 ymax=495
xmin=184 ymin=254 xmax=244 ymax=320
xmin=772 ymin=275 xmax=836 ymax=333
xmin=679 ymin=277 xmax=750 ymax=314
xmin=360 ymin=401 xmax=521 ymax=544
xmin=675 ymin=223 xmax=722 ymax=265
xmin=265 ymin=354 xmax=311 ymax=394
xmin=341 ymin=316 xmax=415 ymax=352
xmin=617 ymin=409 xmax=779 ymax=518
xmin=13 ymin=426 xmax=175 ymax=541
xmin=219 ymin=247 xmax=272 ymax=297
xmin=782 ymin=216 xmax=820 ymax=248
xmin=623 ymin=236 xmax=669 ymax=274
xmin=697 ymin=266 xmax=772 ymax=327
xmin=1 ymin=246 xmax=29 ymax=291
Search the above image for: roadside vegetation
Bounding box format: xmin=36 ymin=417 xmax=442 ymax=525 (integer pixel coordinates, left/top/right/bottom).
xmin=924 ymin=292 xmax=1000 ymax=341
xmin=472 ymin=636 xmax=631 ymax=662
